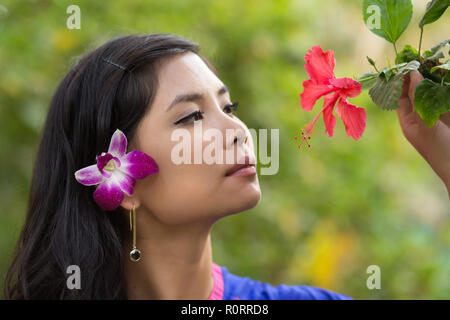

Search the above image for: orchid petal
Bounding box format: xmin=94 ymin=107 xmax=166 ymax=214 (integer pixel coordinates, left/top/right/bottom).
xmin=97 ymin=153 xmax=113 ymax=177
xmin=108 ymin=129 xmax=128 ymax=158
xmin=74 ymin=164 xmax=104 ymax=186
xmin=304 ymin=45 xmax=336 ymax=84
xmin=322 ymin=93 xmax=339 ymax=137
xmin=329 ymin=77 xmax=362 ymax=98
xmin=300 ymin=79 xmax=335 ymax=111
xmin=120 ymin=150 xmax=159 ymax=180
xmin=335 ymin=98 xmax=367 ymax=140
xmin=111 ymin=169 xmax=136 ymax=196
xmin=93 ymin=179 xmax=124 ymax=211
xmin=96 ymin=153 xmax=121 ymax=178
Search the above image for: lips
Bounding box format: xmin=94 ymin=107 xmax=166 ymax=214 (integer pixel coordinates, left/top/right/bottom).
xmin=225 ymin=155 xmax=257 ymax=177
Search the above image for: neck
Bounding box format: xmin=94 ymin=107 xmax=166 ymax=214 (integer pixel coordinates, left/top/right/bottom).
xmin=123 ymin=209 xmax=215 ymax=300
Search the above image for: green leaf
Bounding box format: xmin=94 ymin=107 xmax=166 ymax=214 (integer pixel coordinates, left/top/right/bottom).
xmin=396 ymin=45 xmax=419 ymax=64
xmin=445 ymin=72 xmax=450 ymax=83
xmin=379 ymin=61 xmax=419 ymax=82
xmin=414 ymin=79 xmax=450 ymax=127
xmin=431 ymin=61 xmax=450 ymax=73
xmin=368 ymin=61 xmax=420 ymax=110
xmin=424 ymin=38 xmax=450 ymax=62
xmin=363 ymin=0 xmax=413 ymax=44
xmin=424 ymin=50 xmax=445 ymax=62
xmin=419 ymin=0 xmax=450 ymax=28
xmin=357 ymin=72 xmax=380 ymax=90
xmin=399 ymin=60 xmax=421 ymax=74
xmin=381 ymin=67 xmax=396 ymax=82
xmin=369 ymin=76 xmax=404 ymax=110
xmin=430 ymin=38 xmax=450 ymax=53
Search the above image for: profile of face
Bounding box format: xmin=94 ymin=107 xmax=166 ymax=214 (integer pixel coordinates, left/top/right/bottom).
xmin=123 ymin=52 xmax=261 ymax=225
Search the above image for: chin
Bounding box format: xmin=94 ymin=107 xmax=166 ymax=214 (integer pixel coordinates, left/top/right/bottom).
xmin=244 ymin=184 xmax=262 ymax=208
xmin=227 ymin=183 xmax=262 ymax=216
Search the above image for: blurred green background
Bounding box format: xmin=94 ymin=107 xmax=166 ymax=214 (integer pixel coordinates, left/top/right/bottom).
xmin=0 ymin=0 xmax=449 ymax=299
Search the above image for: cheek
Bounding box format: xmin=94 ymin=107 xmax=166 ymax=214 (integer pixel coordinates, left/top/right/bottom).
xmin=136 ymin=164 xmax=261 ymax=225
xmin=135 ymin=156 xmax=224 ymax=225
xmin=134 ymin=122 xmax=261 ymax=225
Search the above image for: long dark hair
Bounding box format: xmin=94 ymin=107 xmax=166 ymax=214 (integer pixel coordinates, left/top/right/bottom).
xmin=4 ymin=33 xmax=217 ymax=299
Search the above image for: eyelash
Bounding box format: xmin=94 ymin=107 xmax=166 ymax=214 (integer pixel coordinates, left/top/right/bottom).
xmin=173 ymin=102 xmax=239 ymax=125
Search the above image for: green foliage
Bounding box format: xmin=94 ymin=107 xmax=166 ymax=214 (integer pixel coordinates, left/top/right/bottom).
xmin=430 ymin=61 xmax=450 ymax=73
xmin=362 ymin=0 xmax=413 ymax=44
xmin=381 ymin=62 xmax=410 ymax=81
xmin=357 ymin=72 xmax=379 ymax=90
xmin=423 ymin=50 xmax=445 ymax=62
xmin=396 ymin=45 xmax=419 ymax=64
xmin=419 ymin=0 xmax=450 ymax=28
xmin=414 ymin=79 xmax=450 ymax=127
xmin=369 ymin=76 xmax=404 ymax=110
xmin=430 ymin=38 xmax=450 ymax=54
xmin=423 ymin=38 xmax=450 ymax=63
xmin=361 ymin=0 xmax=450 ymax=127
xmin=369 ymin=61 xmax=420 ymax=110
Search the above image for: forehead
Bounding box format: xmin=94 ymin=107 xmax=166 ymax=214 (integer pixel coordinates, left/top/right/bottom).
xmin=154 ymin=52 xmax=224 ymax=104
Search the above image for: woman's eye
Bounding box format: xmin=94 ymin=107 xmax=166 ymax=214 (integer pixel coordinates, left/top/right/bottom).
xmin=173 ymin=102 xmax=238 ymax=125
xmin=174 ymin=110 xmax=204 ymax=125
xmin=223 ymin=102 xmax=239 ymax=115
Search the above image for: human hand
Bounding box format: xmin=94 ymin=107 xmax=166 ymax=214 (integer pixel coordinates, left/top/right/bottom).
xmin=396 ymin=70 xmax=450 ymax=199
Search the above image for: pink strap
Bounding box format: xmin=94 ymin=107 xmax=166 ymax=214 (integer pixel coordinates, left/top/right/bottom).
xmin=207 ymin=262 xmax=224 ymax=300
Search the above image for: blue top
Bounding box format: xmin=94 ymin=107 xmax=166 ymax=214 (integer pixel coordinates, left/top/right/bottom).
xmin=215 ymin=264 xmax=353 ymax=300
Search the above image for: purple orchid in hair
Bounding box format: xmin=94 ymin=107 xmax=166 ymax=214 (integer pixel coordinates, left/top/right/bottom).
xmin=74 ymin=129 xmax=159 ymax=211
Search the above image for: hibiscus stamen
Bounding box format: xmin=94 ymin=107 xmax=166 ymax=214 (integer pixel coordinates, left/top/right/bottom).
xmin=294 ymin=129 xmax=311 ymax=149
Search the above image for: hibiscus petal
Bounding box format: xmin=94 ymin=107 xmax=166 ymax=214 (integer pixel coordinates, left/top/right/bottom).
xmin=329 ymin=77 xmax=362 ymax=98
xmin=111 ymin=169 xmax=136 ymax=196
xmin=300 ymin=79 xmax=335 ymax=111
xmin=120 ymin=150 xmax=159 ymax=180
xmin=335 ymin=98 xmax=367 ymax=140
xmin=322 ymin=93 xmax=339 ymax=137
xmin=108 ymin=129 xmax=128 ymax=158
xmin=304 ymin=45 xmax=336 ymax=84
xmin=74 ymin=164 xmax=104 ymax=186
xmin=93 ymin=179 xmax=124 ymax=211
xmin=303 ymin=93 xmax=339 ymax=136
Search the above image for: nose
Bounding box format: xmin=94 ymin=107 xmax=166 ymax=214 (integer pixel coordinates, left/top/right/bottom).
xmin=206 ymin=98 xmax=249 ymax=151
xmin=223 ymin=119 xmax=248 ymax=150
xmin=231 ymin=131 xmax=248 ymax=147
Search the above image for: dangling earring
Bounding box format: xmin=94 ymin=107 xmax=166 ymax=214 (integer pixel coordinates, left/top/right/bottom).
xmin=129 ymin=203 xmax=141 ymax=262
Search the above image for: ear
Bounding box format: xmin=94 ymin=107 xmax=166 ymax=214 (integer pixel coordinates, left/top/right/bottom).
xmin=120 ymin=193 xmax=140 ymax=211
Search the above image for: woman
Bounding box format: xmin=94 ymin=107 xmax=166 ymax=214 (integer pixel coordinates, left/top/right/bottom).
xmin=4 ymin=33 xmax=449 ymax=299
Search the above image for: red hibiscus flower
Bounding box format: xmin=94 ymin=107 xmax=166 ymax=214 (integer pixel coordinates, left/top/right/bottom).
xmin=299 ymin=45 xmax=366 ymax=140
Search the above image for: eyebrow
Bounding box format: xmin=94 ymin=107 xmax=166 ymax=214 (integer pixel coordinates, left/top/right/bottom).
xmin=166 ymin=85 xmax=229 ymax=112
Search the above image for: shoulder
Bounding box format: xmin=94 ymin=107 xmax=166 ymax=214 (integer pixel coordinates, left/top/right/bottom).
xmin=219 ymin=265 xmax=353 ymax=300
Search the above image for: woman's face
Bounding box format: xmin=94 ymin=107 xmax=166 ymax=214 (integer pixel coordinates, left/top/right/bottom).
xmin=127 ymin=52 xmax=261 ymax=225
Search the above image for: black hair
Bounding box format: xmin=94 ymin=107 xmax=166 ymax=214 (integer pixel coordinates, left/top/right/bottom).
xmin=4 ymin=33 xmax=217 ymax=299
